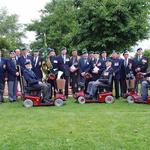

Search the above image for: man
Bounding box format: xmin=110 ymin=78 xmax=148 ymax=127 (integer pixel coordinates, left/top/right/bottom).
xmin=15 ymin=48 xmax=21 ymax=62
xmin=0 ymin=50 xmax=6 ymax=103
xmin=23 ymin=60 xmax=51 ymax=103
xmin=120 ymin=50 xmax=134 ymax=96
xmin=47 ymin=48 xmax=58 ymax=97
xmin=86 ymin=59 xmax=113 ymax=100
xmin=69 ymin=49 xmax=79 ymax=95
xmin=32 ymin=49 xmax=43 ymax=81
xmin=18 ymin=47 xmax=33 ymax=72
xmin=134 ymin=48 xmax=148 ymax=91
xmin=111 ymin=50 xmax=122 ymax=99
xmin=78 ymin=49 xmax=92 ymax=91
xmin=89 ymin=51 xmax=99 ymax=81
xmin=7 ymin=51 xmax=20 ymax=102
xmin=141 ymin=72 xmax=150 ymax=101
xmin=57 ymin=47 xmax=70 ymax=98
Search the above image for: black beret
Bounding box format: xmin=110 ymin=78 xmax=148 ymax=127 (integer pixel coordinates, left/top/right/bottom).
xmin=89 ymin=51 xmax=94 ymax=54
xmin=101 ymin=51 xmax=106 ymax=54
xmin=123 ymin=50 xmax=129 ymax=55
xmin=61 ymin=47 xmax=67 ymax=51
xmin=21 ymin=47 xmax=27 ymax=51
xmin=24 ymin=60 xmax=31 ymax=65
xmin=9 ymin=50 xmax=15 ymax=54
xmin=82 ymin=49 xmax=88 ymax=54
xmin=137 ymin=48 xmax=143 ymax=51
xmin=48 ymin=48 xmax=55 ymax=52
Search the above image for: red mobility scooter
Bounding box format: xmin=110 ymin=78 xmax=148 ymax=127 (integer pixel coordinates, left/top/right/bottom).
xmin=126 ymin=90 xmax=150 ymax=104
xmin=74 ymin=81 xmax=115 ymax=104
xmin=126 ymin=74 xmax=150 ymax=104
xmin=21 ymin=76 xmax=65 ymax=108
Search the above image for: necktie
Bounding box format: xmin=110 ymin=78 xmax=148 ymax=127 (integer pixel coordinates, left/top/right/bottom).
xmin=124 ymin=59 xmax=128 ymax=67
xmin=34 ymin=57 xmax=37 ymax=67
xmin=12 ymin=59 xmax=16 ymax=66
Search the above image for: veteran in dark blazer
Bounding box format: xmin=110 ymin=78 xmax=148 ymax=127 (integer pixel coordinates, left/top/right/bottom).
xmin=69 ymin=49 xmax=79 ymax=94
xmin=86 ymin=59 xmax=113 ymax=100
xmin=23 ymin=60 xmax=51 ymax=102
xmin=32 ymin=50 xmax=43 ymax=81
xmin=111 ymin=51 xmax=122 ymax=99
xmin=18 ymin=47 xmax=33 ymax=72
xmin=7 ymin=51 xmax=20 ymax=102
xmin=78 ymin=49 xmax=92 ymax=92
xmin=57 ymin=47 xmax=70 ymax=98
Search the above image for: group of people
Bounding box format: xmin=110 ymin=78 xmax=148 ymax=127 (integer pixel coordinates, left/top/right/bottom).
xmin=0 ymin=46 xmax=149 ymax=103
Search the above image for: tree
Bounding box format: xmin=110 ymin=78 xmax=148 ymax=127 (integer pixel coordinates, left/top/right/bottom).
xmin=0 ymin=8 xmax=25 ymax=50
xmin=27 ymin=0 xmax=78 ymax=54
xmin=27 ymin=0 xmax=150 ymax=53
xmin=74 ymin=0 xmax=150 ymax=51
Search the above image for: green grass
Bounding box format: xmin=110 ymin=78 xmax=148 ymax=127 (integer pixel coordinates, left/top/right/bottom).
xmin=0 ymin=98 xmax=150 ymax=150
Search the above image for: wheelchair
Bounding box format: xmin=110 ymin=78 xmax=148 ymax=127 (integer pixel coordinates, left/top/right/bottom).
xmin=20 ymin=76 xmax=64 ymax=108
xmin=74 ymin=75 xmax=115 ymax=104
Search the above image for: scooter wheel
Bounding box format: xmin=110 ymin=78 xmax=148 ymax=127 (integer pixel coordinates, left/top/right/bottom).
xmin=78 ymin=96 xmax=86 ymax=104
xmin=127 ymin=96 xmax=134 ymax=104
xmin=54 ymin=99 xmax=64 ymax=107
xmin=23 ymin=99 xmax=33 ymax=108
xmin=105 ymin=96 xmax=114 ymax=104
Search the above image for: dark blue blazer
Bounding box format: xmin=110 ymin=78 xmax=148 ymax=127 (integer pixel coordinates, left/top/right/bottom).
xmin=23 ymin=69 xmax=41 ymax=89
xmin=134 ymin=56 xmax=148 ymax=73
xmin=111 ymin=58 xmax=122 ymax=79
xmin=120 ymin=59 xmax=134 ymax=79
xmin=57 ymin=55 xmax=70 ymax=77
xmin=6 ymin=58 xmax=17 ymax=81
xmin=32 ymin=56 xmax=43 ymax=80
xmin=0 ymin=57 xmax=6 ymax=81
xmin=78 ymin=57 xmax=92 ymax=73
xmin=18 ymin=55 xmax=33 ymax=71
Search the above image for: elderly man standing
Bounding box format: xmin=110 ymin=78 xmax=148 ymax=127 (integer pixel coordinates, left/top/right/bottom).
xmin=7 ymin=51 xmax=20 ymax=102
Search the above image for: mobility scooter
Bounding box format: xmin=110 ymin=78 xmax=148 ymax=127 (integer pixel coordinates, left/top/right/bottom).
xmin=74 ymin=81 xmax=115 ymax=104
xmin=21 ymin=76 xmax=65 ymax=108
xmin=126 ymin=90 xmax=150 ymax=104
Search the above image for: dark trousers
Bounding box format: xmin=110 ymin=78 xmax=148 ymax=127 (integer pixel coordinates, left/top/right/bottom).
xmin=120 ymin=78 xmax=127 ymax=96
xmin=70 ymin=72 xmax=79 ymax=94
xmin=0 ymin=80 xmax=5 ymax=102
xmin=113 ymin=79 xmax=120 ymax=99
xmin=64 ymin=76 xmax=69 ymax=97
xmin=48 ymin=80 xmax=57 ymax=98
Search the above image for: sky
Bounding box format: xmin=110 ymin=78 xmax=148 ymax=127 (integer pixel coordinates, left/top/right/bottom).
xmin=0 ymin=0 xmax=150 ymax=50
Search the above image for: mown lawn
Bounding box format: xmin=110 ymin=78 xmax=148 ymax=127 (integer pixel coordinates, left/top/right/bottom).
xmin=0 ymin=98 xmax=149 ymax=150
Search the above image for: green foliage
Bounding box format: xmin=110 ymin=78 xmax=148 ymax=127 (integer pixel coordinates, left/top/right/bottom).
xmin=0 ymin=8 xmax=25 ymax=50
xmin=27 ymin=0 xmax=150 ymax=53
xmin=0 ymin=99 xmax=150 ymax=149
xmin=144 ymin=49 xmax=150 ymax=70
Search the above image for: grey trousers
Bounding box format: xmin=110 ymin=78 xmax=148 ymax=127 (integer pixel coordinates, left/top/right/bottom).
xmin=39 ymin=83 xmax=51 ymax=100
xmin=8 ymin=79 xmax=18 ymax=101
xmin=86 ymin=80 xmax=100 ymax=97
xmin=141 ymin=80 xmax=149 ymax=101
